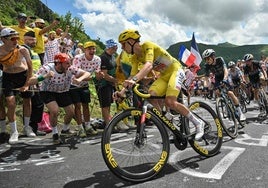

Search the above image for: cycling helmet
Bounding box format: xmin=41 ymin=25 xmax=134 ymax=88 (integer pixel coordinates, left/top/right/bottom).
xmin=202 ymin=49 xmax=215 ymax=59
xmin=54 ymin=53 xmax=70 ymax=63
xmin=228 ymin=61 xmax=236 ymax=67
xmin=118 ymin=29 xmax=141 ymax=43
xmin=243 ymin=54 xmax=253 ymax=61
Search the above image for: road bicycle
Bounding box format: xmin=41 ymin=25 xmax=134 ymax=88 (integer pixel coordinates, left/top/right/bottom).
xmin=101 ymin=84 xmax=223 ymax=182
xmin=215 ymin=83 xmax=245 ymax=139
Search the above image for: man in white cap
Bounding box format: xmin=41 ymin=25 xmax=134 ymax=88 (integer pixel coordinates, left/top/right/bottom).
xmin=33 ymin=18 xmax=60 ymax=65
xmin=0 ymin=28 xmax=34 ymax=144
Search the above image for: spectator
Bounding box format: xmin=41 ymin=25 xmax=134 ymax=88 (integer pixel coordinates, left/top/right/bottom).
xmin=44 ymin=31 xmax=60 ymax=64
xmin=69 ymin=41 xmax=101 ymax=137
xmin=33 ymin=18 xmax=60 ymax=65
xmin=74 ymin=42 xmax=83 ymax=55
xmin=95 ymin=39 xmax=118 ymax=128
xmin=22 ymin=31 xmax=46 ymax=136
xmin=0 ymin=28 xmax=34 ymax=144
xmin=10 ymin=13 xmax=33 ymax=45
xmin=28 ymin=53 xmax=92 ymax=144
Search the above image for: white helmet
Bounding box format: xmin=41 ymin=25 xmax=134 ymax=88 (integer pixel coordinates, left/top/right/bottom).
xmin=228 ymin=61 xmax=236 ymax=67
xmin=243 ymin=54 xmax=253 ymax=61
xmin=202 ymin=49 xmax=215 ymax=59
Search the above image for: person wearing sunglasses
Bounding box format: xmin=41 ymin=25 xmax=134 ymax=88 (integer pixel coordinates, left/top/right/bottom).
xmin=10 ymin=13 xmax=33 ymax=45
xmin=0 ymin=27 xmax=34 ymax=144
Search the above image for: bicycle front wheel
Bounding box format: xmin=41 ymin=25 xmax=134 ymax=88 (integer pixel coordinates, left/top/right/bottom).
xmin=101 ymin=108 xmax=170 ymax=182
xmin=216 ymin=97 xmax=238 ymax=138
xmin=188 ymin=101 xmax=223 ymax=157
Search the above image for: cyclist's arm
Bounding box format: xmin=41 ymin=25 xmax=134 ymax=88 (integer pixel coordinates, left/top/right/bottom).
xmin=130 ymin=61 xmax=153 ymax=83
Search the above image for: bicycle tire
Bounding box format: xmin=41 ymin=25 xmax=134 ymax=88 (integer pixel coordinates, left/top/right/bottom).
xmin=238 ymin=88 xmax=248 ymax=113
xmin=240 ymin=87 xmax=250 ymax=104
xmin=216 ymin=97 xmax=239 ymax=138
xmin=101 ymin=108 xmax=170 ymax=182
xmin=187 ymin=101 xmax=223 ymax=157
xmin=259 ymin=89 xmax=268 ymax=115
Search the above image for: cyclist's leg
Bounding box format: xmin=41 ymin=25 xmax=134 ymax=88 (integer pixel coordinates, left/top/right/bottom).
xmin=164 ymin=68 xmax=204 ymax=140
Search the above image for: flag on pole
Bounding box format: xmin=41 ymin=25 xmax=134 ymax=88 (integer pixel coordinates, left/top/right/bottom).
xmin=190 ymin=33 xmax=202 ymax=66
xmin=178 ymin=45 xmax=196 ymax=67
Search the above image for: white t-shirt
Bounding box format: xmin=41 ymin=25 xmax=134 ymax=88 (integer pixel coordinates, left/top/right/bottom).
xmin=71 ymin=53 xmax=101 ymax=87
xmin=37 ymin=63 xmax=81 ymax=93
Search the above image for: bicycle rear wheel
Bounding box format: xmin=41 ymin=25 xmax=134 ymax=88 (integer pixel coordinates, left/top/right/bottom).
xmin=188 ymin=101 xmax=223 ymax=157
xmin=259 ymin=89 xmax=268 ymax=116
xmin=216 ymin=97 xmax=238 ymax=138
xmin=101 ymin=108 xmax=170 ymax=182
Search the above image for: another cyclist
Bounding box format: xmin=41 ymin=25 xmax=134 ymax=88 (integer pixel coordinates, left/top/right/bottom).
xmin=228 ymin=61 xmax=247 ymax=95
xmin=118 ymin=29 xmax=204 ymax=140
xmin=243 ymin=53 xmax=267 ymax=106
xmin=202 ymin=49 xmax=246 ymax=121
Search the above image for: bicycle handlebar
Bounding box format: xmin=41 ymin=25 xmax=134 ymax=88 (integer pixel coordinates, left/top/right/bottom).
xmin=133 ymin=84 xmax=151 ymax=98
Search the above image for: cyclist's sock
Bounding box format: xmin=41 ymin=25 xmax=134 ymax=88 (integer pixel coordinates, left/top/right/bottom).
xmin=186 ymin=112 xmax=201 ymax=126
xmin=236 ymin=106 xmax=243 ymax=115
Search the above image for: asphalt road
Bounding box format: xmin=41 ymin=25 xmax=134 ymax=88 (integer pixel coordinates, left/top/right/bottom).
xmin=0 ymin=96 xmax=267 ymax=188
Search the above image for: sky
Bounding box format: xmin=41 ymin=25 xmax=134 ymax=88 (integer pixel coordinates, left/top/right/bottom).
xmin=40 ymin=0 xmax=268 ymax=49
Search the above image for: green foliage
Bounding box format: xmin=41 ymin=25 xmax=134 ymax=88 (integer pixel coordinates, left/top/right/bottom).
xmin=0 ymin=0 xmax=103 ymax=49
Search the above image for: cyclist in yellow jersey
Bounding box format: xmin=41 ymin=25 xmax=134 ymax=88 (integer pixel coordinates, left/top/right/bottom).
xmin=118 ymin=29 xmax=204 ymax=140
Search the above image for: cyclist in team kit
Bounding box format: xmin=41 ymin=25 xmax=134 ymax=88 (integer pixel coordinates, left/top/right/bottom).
xmin=227 ymin=61 xmax=247 ymax=96
xmin=243 ymin=53 xmax=267 ymax=106
xmin=118 ymin=29 xmax=204 ymax=140
xmin=202 ymin=49 xmax=246 ymax=121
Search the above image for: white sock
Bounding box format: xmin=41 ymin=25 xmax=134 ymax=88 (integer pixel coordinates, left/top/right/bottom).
xmin=63 ymin=124 xmax=70 ymax=131
xmin=78 ymin=124 xmax=84 ymax=130
xmin=24 ymin=116 xmax=30 ymax=127
xmin=186 ymin=112 xmax=201 ymax=126
xmin=0 ymin=119 xmax=6 ymax=133
xmin=85 ymin=123 xmax=92 ymax=129
xmin=10 ymin=121 xmax=18 ymax=133
xmin=52 ymin=126 xmax=58 ymax=134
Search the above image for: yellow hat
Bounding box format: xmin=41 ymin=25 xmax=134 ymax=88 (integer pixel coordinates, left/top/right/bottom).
xmin=49 ymin=30 xmax=56 ymax=35
xmin=84 ymin=41 xmax=96 ymax=48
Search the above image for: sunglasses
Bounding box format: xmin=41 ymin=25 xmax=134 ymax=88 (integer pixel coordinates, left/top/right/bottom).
xmin=19 ymin=17 xmax=27 ymax=21
xmin=5 ymin=36 xmax=20 ymax=41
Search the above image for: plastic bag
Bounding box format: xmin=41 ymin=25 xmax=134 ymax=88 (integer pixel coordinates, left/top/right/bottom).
xmin=38 ymin=112 xmax=52 ymax=133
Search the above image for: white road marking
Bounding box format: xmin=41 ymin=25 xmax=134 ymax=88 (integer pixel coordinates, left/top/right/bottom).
xmin=235 ymin=134 xmax=268 ymax=146
xmin=169 ymin=146 xmax=245 ymax=180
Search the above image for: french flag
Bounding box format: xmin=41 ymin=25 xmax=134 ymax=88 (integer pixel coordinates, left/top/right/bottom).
xmin=178 ymin=45 xmax=196 ymax=67
xmin=191 ymin=33 xmax=202 ymax=66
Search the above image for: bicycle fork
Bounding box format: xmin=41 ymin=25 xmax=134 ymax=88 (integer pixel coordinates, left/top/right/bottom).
xmin=134 ymin=101 xmax=150 ymax=147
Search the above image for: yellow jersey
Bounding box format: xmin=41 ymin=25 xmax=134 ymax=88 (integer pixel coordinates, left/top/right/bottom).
xmin=10 ymin=25 xmax=33 ymax=45
xmin=33 ymin=27 xmax=45 ymax=54
xmin=131 ymin=41 xmax=181 ymax=76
